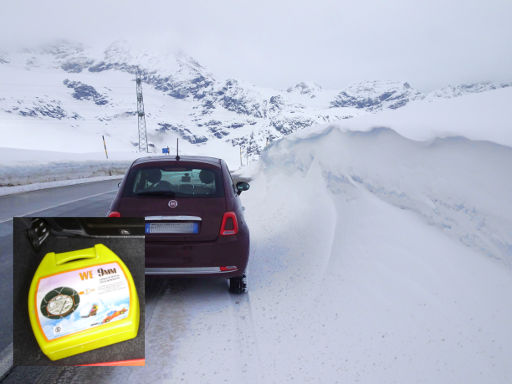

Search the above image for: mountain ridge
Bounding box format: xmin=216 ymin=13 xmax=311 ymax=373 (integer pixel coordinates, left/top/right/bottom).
xmin=1 ymin=40 xmax=510 ymax=157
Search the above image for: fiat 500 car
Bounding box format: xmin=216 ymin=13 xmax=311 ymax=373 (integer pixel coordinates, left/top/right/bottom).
xmin=108 ymin=155 xmax=250 ymax=293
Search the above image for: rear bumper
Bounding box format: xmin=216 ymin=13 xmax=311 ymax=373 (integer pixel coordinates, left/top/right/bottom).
xmin=146 ymin=266 xmax=241 ymax=278
xmin=145 ymin=232 xmax=249 ymax=278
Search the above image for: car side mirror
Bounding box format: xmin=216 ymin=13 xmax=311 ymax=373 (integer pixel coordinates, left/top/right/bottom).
xmin=236 ymin=182 xmax=250 ymax=195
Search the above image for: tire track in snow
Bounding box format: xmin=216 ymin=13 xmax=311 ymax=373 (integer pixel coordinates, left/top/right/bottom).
xmin=229 ymin=291 xmax=266 ymax=384
xmin=134 ymin=278 xmax=187 ymax=383
xmin=133 ymin=278 xmax=255 ymax=383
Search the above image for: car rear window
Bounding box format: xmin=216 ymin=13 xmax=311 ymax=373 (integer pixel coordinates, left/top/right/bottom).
xmin=123 ymin=166 xmax=224 ymax=198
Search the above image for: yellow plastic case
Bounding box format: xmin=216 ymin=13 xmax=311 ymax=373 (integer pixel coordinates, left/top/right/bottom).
xmin=28 ymin=244 xmax=140 ymax=361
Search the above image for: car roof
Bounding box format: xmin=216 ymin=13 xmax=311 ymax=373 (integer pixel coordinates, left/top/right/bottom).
xmin=131 ymin=155 xmax=222 ymax=167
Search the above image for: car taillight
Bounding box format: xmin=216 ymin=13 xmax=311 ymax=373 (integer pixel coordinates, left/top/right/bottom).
xmin=220 ymin=266 xmax=238 ymax=272
xmin=220 ymin=211 xmax=238 ymax=236
xmin=108 ymin=211 xmax=121 ymax=217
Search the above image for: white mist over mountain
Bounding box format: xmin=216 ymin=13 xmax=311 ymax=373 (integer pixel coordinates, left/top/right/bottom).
xmin=2 ymin=0 xmax=512 ymax=90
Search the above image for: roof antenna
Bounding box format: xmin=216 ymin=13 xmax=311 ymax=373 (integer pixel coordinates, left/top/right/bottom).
xmin=176 ymin=138 xmax=180 ymax=161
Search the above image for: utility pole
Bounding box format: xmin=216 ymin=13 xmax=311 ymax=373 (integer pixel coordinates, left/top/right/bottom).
xmin=136 ymin=72 xmax=148 ymax=153
xmin=239 ymin=145 xmax=243 ymax=167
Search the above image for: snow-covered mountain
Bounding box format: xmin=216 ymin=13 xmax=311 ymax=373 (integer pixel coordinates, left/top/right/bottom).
xmin=330 ymin=80 xmax=423 ymax=110
xmin=0 ymin=40 xmax=511 ymax=163
xmin=426 ymin=81 xmax=512 ymax=100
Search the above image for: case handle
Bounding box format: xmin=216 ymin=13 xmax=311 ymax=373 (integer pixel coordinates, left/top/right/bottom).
xmin=54 ymin=247 xmax=98 ymax=265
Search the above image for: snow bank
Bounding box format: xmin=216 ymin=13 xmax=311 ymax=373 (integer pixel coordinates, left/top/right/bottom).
xmin=0 ymin=147 xmax=135 ymax=188
xmin=241 ymin=126 xmax=512 ymax=383
xmin=0 ymin=160 xmax=129 ymax=187
xmin=259 ymin=126 xmax=512 ymax=265
xmin=0 ymin=175 xmax=123 ymax=196
xmin=0 ymin=147 xmax=139 ymax=165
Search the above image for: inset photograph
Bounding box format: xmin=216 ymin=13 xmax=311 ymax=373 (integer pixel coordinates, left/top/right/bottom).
xmin=13 ymin=217 xmax=145 ymax=366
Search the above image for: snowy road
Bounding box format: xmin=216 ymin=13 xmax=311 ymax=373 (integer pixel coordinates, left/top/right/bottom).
xmin=2 ymin=126 xmax=512 ymax=383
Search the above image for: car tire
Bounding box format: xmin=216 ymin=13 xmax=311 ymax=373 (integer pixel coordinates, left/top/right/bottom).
xmin=229 ymin=274 xmax=247 ymax=294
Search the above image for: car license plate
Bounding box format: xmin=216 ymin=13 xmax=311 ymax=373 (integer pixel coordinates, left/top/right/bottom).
xmin=145 ymin=222 xmax=199 ymax=234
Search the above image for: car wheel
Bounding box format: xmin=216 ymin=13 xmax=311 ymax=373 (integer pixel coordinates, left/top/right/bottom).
xmin=229 ymin=274 xmax=247 ymax=294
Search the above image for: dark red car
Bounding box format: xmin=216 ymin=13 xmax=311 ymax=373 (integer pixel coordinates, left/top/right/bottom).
xmin=108 ymin=155 xmax=250 ymax=293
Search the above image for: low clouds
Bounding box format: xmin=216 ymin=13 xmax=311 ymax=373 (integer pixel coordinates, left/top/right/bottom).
xmin=2 ymin=0 xmax=511 ymax=90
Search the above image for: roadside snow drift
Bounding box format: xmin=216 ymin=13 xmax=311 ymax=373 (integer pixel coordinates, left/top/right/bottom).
xmin=257 ymin=126 xmax=512 ymax=265
xmin=243 ymin=126 xmax=512 ymax=383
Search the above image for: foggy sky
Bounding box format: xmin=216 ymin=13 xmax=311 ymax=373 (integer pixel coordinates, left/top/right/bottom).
xmin=2 ymin=0 xmax=511 ymax=91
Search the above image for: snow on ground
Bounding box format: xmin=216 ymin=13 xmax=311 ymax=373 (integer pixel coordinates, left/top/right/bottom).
xmin=0 ymin=147 xmax=134 ymax=187
xmin=260 ymin=126 xmax=512 ymax=265
xmin=0 ymin=147 xmax=132 ymax=187
xmin=242 ymin=126 xmax=512 ymax=383
xmin=341 ymin=87 xmax=512 ymax=148
xmin=0 ymin=147 xmax=137 ymax=165
xmin=0 ymin=145 xmax=248 ymax=190
xmin=116 ymin=125 xmax=512 ymax=384
xmin=0 ymin=161 xmax=129 ymax=186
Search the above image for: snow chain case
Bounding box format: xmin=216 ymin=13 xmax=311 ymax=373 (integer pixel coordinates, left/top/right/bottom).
xmin=28 ymin=244 xmax=140 ymax=361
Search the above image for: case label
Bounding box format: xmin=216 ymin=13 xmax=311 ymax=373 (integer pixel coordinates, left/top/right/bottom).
xmin=35 ymin=262 xmax=130 ymax=340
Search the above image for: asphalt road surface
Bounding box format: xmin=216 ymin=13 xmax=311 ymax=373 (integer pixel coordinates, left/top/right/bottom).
xmin=0 ymin=180 xmax=119 ymax=382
